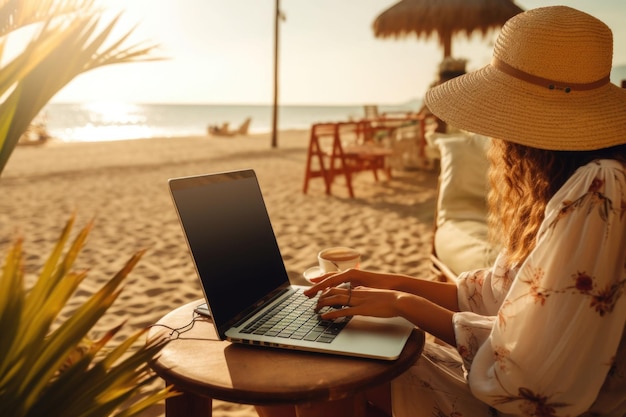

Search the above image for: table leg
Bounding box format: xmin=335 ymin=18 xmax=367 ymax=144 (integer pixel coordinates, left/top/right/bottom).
xmin=165 ymin=389 xmax=212 ymax=417
xmin=295 ymin=392 xmax=367 ymax=417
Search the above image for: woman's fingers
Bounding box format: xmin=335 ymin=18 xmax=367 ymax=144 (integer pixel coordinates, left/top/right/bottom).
xmin=317 ymin=287 xmax=402 ymax=320
xmin=315 ymin=286 xmax=356 ymax=319
xmin=318 ymin=306 xmax=357 ymax=320
xmin=307 ymin=272 xmax=335 ymax=284
xmin=315 ymin=286 xmax=351 ymax=307
xmin=304 ymin=271 xmax=350 ymax=297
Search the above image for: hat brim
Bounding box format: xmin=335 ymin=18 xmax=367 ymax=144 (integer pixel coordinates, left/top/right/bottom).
xmin=425 ymin=64 xmax=626 ymax=151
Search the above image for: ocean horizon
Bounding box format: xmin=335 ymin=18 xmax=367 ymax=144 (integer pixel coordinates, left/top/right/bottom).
xmin=42 ymin=101 xmax=421 ymax=143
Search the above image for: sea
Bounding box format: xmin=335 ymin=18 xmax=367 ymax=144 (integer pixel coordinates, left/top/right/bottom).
xmin=41 ymin=101 xmax=421 ymax=143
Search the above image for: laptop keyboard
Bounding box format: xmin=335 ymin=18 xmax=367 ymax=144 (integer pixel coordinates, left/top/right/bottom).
xmin=240 ymin=289 xmax=352 ymax=343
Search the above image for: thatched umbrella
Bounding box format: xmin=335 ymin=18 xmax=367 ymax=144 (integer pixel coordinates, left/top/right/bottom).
xmin=373 ymin=0 xmax=524 ymax=58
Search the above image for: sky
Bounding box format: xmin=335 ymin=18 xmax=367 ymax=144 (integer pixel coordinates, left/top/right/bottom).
xmin=50 ymin=0 xmax=626 ymax=106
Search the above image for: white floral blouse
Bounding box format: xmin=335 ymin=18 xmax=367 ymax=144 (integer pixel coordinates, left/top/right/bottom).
xmin=453 ymin=159 xmax=626 ymax=416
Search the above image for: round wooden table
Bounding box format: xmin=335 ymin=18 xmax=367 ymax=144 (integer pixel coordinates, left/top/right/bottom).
xmin=148 ymin=299 xmax=425 ymax=417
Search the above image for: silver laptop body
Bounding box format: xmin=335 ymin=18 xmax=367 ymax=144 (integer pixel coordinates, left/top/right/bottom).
xmin=168 ymin=169 xmax=414 ymax=360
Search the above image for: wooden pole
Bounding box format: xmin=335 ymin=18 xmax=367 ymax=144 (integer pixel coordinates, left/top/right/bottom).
xmin=442 ymin=32 xmax=452 ymax=58
xmin=271 ymin=0 xmax=280 ymax=148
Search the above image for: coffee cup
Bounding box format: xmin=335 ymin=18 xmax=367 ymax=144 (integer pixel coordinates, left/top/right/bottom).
xmin=317 ymin=246 xmax=361 ymax=273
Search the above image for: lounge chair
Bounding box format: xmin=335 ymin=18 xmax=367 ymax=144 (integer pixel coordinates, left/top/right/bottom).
xmin=18 ymin=122 xmax=50 ymax=146
xmin=208 ymin=117 xmax=251 ymax=137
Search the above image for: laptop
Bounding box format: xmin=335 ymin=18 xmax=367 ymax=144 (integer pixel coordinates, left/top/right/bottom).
xmin=168 ymin=169 xmax=414 ymax=360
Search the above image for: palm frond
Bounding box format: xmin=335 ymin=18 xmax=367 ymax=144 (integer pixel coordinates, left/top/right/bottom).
xmin=0 ymin=0 xmax=162 ymax=175
xmin=0 ymin=237 xmax=25 ymax=379
xmin=0 ymin=220 xmax=175 ymax=417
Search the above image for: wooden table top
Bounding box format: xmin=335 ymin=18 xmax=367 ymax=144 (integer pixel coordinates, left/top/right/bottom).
xmin=148 ymin=299 xmax=425 ymax=406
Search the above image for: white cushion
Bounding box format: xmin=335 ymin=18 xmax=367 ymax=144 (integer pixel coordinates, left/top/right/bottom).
xmin=432 ymin=132 xmax=497 ymax=274
xmin=434 ymin=220 xmax=498 ymax=276
xmin=433 ymin=132 xmax=491 ymax=227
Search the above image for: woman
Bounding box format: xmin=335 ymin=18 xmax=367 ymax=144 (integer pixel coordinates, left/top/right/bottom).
xmin=259 ymin=6 xmax=625 ymax=417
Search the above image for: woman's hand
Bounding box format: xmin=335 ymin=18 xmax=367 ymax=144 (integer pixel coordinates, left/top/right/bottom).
xmin=302 ymin=268 xmax=459 ymax=344
xmin=314 ymin=285 xmax=405 ymax=320
xmin=304 ymin=268 xmax=458 ymax=344
xmin=303 ymin=268 xmax=390 ymax=298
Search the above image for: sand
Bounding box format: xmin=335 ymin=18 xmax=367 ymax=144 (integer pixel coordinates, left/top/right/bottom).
xmin=0 ymin=130 xmax=439 ymax=416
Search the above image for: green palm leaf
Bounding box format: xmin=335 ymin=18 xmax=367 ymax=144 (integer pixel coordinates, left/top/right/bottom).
xmin=0 ymin=0 xmax=161 ymax=175
xmin=0 ymin=219 xmax=176 ymax=417
xmin=0 ymin=238 xmax=25 ymax=378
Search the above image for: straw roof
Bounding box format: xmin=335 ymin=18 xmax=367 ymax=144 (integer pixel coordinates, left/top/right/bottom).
xmin=373 ymin=0 xmax=524 ymax=57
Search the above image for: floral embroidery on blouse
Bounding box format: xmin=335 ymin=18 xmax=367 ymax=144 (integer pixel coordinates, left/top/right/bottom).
xmin=508 ymin=267 xmax=626 ymax=318
xmin=493 ymin=259 xmax=515 ymax=294
xmin=492 ymin=387 xmax=570 ymax=417
xmin=456 ymin=324 xmax=480 ymax=364
xmin=492 ymin=345 xmax=509 ymax=372
xmin=459 ymin=271 xmax=487 ymax=310
xmin=496 ymin=299 xmax=512 ymax=329
xmin=543 ymin=163 xmax=626 ymax=239
xmin=568 ymin=271 xmax=626 ymax=316
xmin=587 ymin=278 xmax=626 ymax=316
xmin=521 ymin=265 xmax=548 ymax=306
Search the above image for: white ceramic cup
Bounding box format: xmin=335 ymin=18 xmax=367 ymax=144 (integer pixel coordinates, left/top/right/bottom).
xmin=317 ymin=246 xmax=361 ymax=273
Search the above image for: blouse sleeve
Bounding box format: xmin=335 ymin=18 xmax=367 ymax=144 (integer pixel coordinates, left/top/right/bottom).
xmin=456 ymin=253 xmax=517 ymax=315
xmin=455 ymin=160 xmax=626 ymax=416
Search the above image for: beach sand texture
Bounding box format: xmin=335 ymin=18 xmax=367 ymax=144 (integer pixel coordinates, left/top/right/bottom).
xmin=0 ymin=130 xmax=439 ymax=416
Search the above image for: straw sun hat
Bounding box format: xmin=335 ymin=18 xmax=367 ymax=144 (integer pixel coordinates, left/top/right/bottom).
xmin=424 ymin=6 xmax=626 ymax=151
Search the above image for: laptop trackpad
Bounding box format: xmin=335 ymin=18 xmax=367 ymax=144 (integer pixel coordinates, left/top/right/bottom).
xmin=332 ymin=316 xmax=414 ymax=356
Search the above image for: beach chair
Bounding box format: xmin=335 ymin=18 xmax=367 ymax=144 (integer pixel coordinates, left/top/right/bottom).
xmin=236 ymin=117 xmax=252 ymax=135
xmin=428 ymin=130 xmax=498 ymax=282
xmin=208 ymin=117 xmax=251 ymax=136
xmin=363 ymin=105 xmax=380 ymax=120
xmin=18 ymin=122 xmax=50 ymax=146
xmin=302 ymin=121 xmax=393 ymax=198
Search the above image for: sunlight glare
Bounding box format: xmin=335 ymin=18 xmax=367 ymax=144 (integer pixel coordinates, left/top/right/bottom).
xmin=69 ymin=101 xmax=152 ymax=141
xmin=82 ymin=101 xmax=145 ymax=124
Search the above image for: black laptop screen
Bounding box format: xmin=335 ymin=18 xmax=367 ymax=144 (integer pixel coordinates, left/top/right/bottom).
xmin=169 ymin=170 xmax=289 ymax=334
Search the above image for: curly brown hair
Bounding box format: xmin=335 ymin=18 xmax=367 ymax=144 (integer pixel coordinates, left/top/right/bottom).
xmin=487 ymin=140 xmax=626 ymax=267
